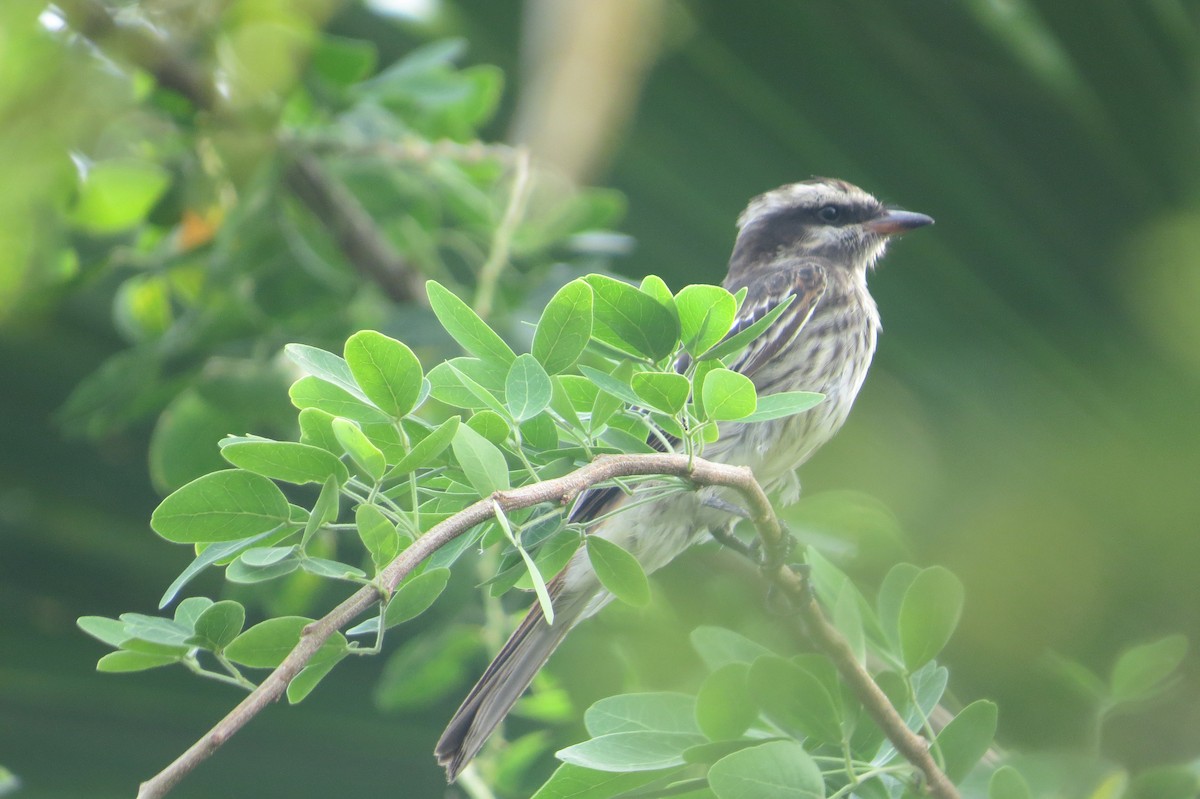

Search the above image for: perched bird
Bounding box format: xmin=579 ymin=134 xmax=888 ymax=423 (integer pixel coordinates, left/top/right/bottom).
xmin=436 ymin=178 xmax=933 ymax=780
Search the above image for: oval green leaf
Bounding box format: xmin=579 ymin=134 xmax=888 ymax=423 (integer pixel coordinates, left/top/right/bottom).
xmin=383 ymin=567 xmax=452 ymax=627
xmin=586 ymin=536 xmax=650 ymax=607
xmin=426 ymin=280 xmax=516 ymax=366
xmin=708 ymin=740 xmax=825 ymax=799
xmin=584 ymin=274 xmax=680 ymax=361
xmin=224 ymin=616 xmax=312 ymax=668
xmin=556 ymin=731 xmax=706 ymax=773
xmin=741 ymin=391 xmax=824 ymax=422
xmin=1110 ymin=634 xmax=1188 ymax=704
xmin=935 ymin=699 xmax=998 ymax=783
xmin=898 ymin=566 xmax=965 ymax=670
xmin=506 ymin=353 xmax=553 ymax=421
xmin=220 ymin=440 xmax=349 ymax=486
xmin=700 ymin=368 xmax=757 ymax=421
xmin=675 ymin=284 xmax=737 ymax=356
xmin=533 ymin=279 xmax=594 ymax=374
xmin=331 ymin=417 xmax=386 ymax=482
xmin=344 ymin=330 xmax=423 ymax=418
xmin=151 ymin=470 xmax=291 ymax=543
xmin=631 ymin=371 xmax=690 ymax=414
xmin=191 ymin=600 xmax=246 ymax=651
xmin=584 ymin=692 xmax=701 ymax=737
xmin=289 ymin=376 xmax=391 ymax=424
xmin=450 ymin=423 xmax=511 ymax=497
xmin=385 ymin=416 xmax=460 ymax=479
xmin=695 ymin=662 xmax=756 ymax=741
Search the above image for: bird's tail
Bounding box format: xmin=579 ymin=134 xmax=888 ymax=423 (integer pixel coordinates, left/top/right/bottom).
xmin=435 ymin=586 xmax=590 ymax=781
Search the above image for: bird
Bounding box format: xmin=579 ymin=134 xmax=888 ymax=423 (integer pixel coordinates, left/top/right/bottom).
xmin=435 ymin=178 xmax=933 ymax=780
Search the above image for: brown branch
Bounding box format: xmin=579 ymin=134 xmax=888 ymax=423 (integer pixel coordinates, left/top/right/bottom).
xmin=282 ymin=154 xmax=420 ymax=303
xmin=136 ymin=452 xmax=959 ymax=799
xmin=59 ymin=0 xmax=419 ymax=303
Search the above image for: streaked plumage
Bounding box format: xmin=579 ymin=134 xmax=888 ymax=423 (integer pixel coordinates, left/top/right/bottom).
xmin=435 ymin=178 xmax=933 ymax=780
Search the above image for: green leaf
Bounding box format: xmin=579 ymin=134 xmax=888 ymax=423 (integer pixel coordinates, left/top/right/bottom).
xmin=72 ymin=158 xmax=170 ymax=233
xmin=356 ymin=504 xmax=400 ymax=571
xmin=1109 ymin=634 xmax=1188 ymax=704
xmin=385 ymin=416 xmax=460 ymax=479
xmin=300 ymin=557 xmax=366 ymax=580
xmin=240 ymin=546 xmax=296 ymax=567
xmin=444 ymin=361 xmax=512 ymax=419
xmin=225 ymin=616 xmax=313 ymax=668
xmin=506 ymin=353 xmax=554 ymax=421
xmin=1126 ymin=766 xmax=1200 ymax=799
xmin=639 ymin=274 xmax=676 ymax=310
xmin=740 ymin=391 xmax=824 ymax=422
xmin=585 ymin=692 xmax=701 ymax=736
xmin=191 ymin=601 xmax=246 ymax=651
xmin=159 ymin=529 xmax=281 ymax=607
xmin=151 ymin=470 xmax=292 ymax=544
xmin=96 ymin=650 xmax=181 ymax=673
xmin=577 ymin=365 xmax=642 ymax=407
xmin=533 ymin=279 xmax=594 ymax=374
xmin=584 ymin=274 xmax=680 ymax=361
xmin=530 ymin=763 xmax=680 ymax=799
xmin=832 ymin=582 xmax=867 ymax=665
xmin=748 ymin=655 xmax=842 ymax=745
xmin=426 ymin=280 xmax=516 ymax=366
xmin=695 ymin=663 xmax=756 ymax=741
xmin=631 ymin=372 xmax=690 ymax=414
xmin=304 ymin=475 xmax=340 ymax=544
xmin=898 ymin=566 xmax=965 ymax=670
xmin=219 ymin=439 xmax=349 ymax=486
xmin=675 ymin=285 xmax=738 ymax=356
xmin=451 ymin=423 xmax=511 ymax=497
xmin=556 ymin=731 xmax=707 ymax=772
xmin=77 ymin=616 xmax=128 ymax=648
xmin=708 ymin=740 xmax=824 ymax=799
xmin=174 ymin=596 xmax=214 ymax=628
xmin=116 ymin=614 xmax=190 ymax=646
xmin=877 ymin=563 xmax=921 ymax=649
xmin=343 ymin=330 xmax=424 ymax=418
xmin=331 ymin=417 xmax=386 ymax=482
xmin=988 ymin=766 xmax=1032 ymax=799
xmin=935 ymin=700 xmax=998 ymax=783
xmin=702 ymin=294 xmax=796 ymax=363
xmin=1044 ymin=651 xmax=1108 ymax=701
xmin=289 ymin=376 xmax=391 ymax=424
xmin=287 ymin=647 xmax=348 ymax=704
xmin=311 ymin=34 xmax=377 ymax=85
xmin=690 ymin=626 xmax=774 ymax=670
xmin=284 ymin=344 xmax=369 ymax=401
xmin=520 ymin=413 xmax=559 ymax=452
xmin=587 ymin=536 xmax=650 ymax=607
xmin=226 ymin=556 xmax=300 ymax=584
xmin=468 ymin=410 xmax=510 ymax=444
xmin=382 ymin=567 xmax=451 ymax=627
xmin=701 ymin=368 xmax=757 ymax=421
xmin=298 ymin=408 xmax=340 ymax=453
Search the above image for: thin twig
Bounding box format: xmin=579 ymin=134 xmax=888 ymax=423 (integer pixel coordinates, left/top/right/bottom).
xmin=473 ymin=148 xmax=533 ymax=318
xmin=136 ymin=453 xmax=959 ymax=799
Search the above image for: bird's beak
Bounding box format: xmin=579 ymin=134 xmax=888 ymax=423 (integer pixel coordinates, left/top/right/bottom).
xmin=866 ymin=209 xmax=934 ymax=236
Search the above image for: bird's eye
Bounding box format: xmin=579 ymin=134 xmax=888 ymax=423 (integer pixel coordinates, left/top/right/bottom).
xmin=818 ymin=205 xmax=841 ymax=222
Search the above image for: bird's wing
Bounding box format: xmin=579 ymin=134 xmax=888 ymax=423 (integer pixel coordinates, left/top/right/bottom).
xmin=723 ymin=260 xmax=828 ymax=379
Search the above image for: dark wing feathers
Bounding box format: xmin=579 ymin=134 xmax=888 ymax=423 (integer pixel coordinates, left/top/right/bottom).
xmin=723 ymin=261 xmax=827 ymax=378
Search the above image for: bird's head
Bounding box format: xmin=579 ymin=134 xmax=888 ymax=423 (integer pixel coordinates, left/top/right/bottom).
xmin=728 ymin=178 xmax=933 ymax=279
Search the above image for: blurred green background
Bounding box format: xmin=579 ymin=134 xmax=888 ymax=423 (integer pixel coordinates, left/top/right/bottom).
xmin=2 ymin=0 xmax=1199 ymax=796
